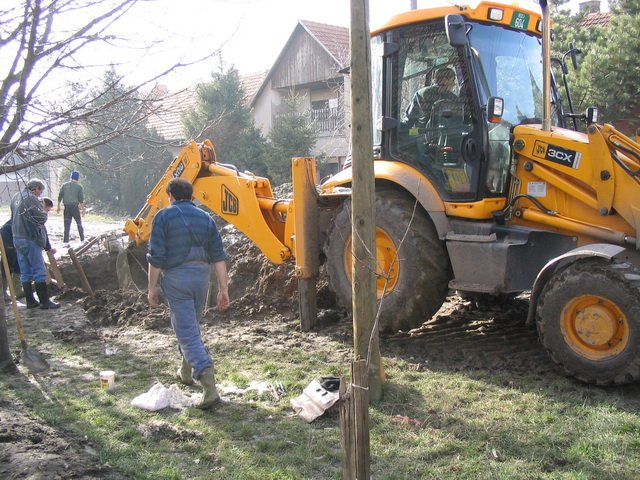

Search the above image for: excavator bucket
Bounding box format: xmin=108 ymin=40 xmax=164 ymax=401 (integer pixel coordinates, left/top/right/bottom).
xmin=116 ymin=249 xmax=134 ymax=289
xmin=116 ymin=244 xmax=149 ymax=290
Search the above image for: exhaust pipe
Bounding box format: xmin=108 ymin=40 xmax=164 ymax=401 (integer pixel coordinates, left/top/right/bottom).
xmin=540 ymin=0 xmax=552 ymax=131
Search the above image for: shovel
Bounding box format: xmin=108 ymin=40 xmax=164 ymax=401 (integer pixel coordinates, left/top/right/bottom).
xmin=0 ymin=235 xmax=50 ymax=373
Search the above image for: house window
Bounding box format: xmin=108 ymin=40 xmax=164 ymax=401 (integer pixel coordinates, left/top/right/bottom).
xmin=311 ymin=98 xmax=341 ymax=135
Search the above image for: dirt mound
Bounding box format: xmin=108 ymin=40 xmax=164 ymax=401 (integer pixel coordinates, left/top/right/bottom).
xmin=226 ymin=232 xmax=297 ymax=299
xmin=83 ymin=289 xmax=170 ymax=329
xmin=55 ymin=286 xmax=90 ymax=301
xmin=51 ymin=224 xmax=313 ymax=330
xmin=137 ymin=420 xmax=204 ymax=441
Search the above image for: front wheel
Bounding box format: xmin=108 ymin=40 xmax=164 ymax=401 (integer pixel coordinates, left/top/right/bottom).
xmin=537 ymin=257 xmax=640 ymax=385
xmin=324 ymin=188 xmax=451 ymax=333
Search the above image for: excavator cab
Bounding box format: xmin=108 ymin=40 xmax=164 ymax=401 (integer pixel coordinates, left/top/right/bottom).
xmin=377 ymin=8 xmax=565 ymax=204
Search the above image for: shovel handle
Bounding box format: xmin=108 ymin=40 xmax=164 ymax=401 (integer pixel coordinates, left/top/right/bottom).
xmin=46 ymin=250 xmax=65 ymax=288
xmin=0 ymin=235 xmax=26 ymax=341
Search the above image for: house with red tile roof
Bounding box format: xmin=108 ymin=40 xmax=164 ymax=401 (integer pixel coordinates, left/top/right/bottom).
xmin=144 ymin=20 xmax=351 ymax=174
xmin=251 ymin=20 xmax=350 ymax=176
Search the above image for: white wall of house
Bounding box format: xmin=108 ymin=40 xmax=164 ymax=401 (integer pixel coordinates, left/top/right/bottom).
xmin=252 ymin=80 xmax=280 ymax=137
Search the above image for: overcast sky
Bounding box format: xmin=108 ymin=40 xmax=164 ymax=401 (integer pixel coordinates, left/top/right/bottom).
xmin=116 ymin=0 xmax=408 ymax=88
xmin=24 ymin=0 xmax=574 ymax=92
xmin=115 ymin=0 xmax=565 ymax=88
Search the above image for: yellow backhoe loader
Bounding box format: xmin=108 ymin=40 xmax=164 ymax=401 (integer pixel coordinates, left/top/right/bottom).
xmin=124 ymin=1 xmax=640 ymax=385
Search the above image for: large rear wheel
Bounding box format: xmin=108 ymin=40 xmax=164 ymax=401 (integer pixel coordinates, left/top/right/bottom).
xmin=537 ymin=257 xmax=640 ymax=385
xmin=324 ymin=188 xmax=451 ymax=332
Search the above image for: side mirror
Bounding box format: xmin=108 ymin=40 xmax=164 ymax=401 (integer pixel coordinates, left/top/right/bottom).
xmin=569 ymin=42 xmax=581 ymax=70
xmin=446 ymin=14 xmax=467 ymax=47
xmin=487 ymin=97 xmax=504 ymax=124
xmin=586 ymin=106 xmax=598 ymax=125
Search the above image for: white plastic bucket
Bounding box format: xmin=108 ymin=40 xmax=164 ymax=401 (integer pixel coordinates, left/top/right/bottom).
xmin=100 ymin=370 xmax=115 ymax=391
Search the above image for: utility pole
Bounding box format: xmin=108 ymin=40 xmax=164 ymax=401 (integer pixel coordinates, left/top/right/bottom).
xmin=339 ymin=3 xmax=384 ymax=476
xmin=350 ymin=0 xmax=382 ymax=401
xmin=341 ymin=5 xmax=381 ymax=477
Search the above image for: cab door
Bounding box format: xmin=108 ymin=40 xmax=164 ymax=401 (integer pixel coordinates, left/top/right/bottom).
xmin=380 ymin=21 xmax=482 ymax=202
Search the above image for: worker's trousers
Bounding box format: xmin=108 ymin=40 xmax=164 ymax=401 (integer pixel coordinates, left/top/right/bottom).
xmin=13 ymin=237 xmax=47 ymax=283
xmin=160 ymin=262 xmax=212 ymax=379
xmin=63 ymin=204 xmax=84 ymax=243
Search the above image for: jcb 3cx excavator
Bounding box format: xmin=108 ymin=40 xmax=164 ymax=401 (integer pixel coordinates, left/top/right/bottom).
xmin=124 ymin=1 xmax=640 ymax=385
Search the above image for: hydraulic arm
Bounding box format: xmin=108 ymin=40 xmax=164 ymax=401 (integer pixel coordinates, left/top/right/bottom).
xmin=124 ymin=140 xmax=320 ymax=277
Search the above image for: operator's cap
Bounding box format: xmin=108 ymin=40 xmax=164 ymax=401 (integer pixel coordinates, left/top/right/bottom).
xmin=70 ymin=170 xmax=80 ymax=180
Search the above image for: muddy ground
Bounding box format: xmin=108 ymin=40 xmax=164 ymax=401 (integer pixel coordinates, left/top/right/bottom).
xmin=1 ymin=212 xmax=565 ymax=478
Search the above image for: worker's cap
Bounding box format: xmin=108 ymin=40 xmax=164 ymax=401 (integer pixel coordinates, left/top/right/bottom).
xmin=70 ymin=170 xmax=80 ymax=180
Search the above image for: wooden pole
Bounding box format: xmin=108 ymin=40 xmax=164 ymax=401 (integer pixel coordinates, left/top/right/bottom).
xmin=297 ymin=277 xmax=317 ymax=331
xmin=0 ymin=291 xmax=17 ymax=372
xmin=340 ymin=1 xmax=379 ymax=478
xmin=75 ymin=233 xmax=108 ymax=256
xmin=46 ymin=251 xmax=65 ymax=288
xmin=292 ymin=157 xmax=319 ymax=332
xmin=339 ymin=360 xmax=371 ymax=479
xmin=339 ymin=376 xmax=355 ymax=479
xmin=0 ymin=237 xmax=18 ymax=372
xmin=68 ymin=248 xmax=94 ymax=296
xmin=352 ymin=360 xmax=370 ymax=478
xmin=350 ymin=0 xmax=382 ymax=400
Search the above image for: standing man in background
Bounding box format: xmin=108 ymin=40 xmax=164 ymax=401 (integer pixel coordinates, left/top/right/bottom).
xmin=57 ymin=170 xmax=85 ymax=248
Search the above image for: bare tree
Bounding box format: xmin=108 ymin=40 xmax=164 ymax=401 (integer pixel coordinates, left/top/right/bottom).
xmin=0 ymin=0 xmax=219 ymax=175
xmin=0 ymin=0 xmax=222 ymax=367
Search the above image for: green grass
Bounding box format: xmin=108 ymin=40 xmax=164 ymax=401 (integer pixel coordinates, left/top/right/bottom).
xmin=2 ymin=313 xmax=640 ymax=480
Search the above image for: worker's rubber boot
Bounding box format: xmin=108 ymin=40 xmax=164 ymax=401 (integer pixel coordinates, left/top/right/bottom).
xmin=176 ymin=356 xmax=194 ymax=386
xmin=23 ymin=282 xmax=40 ymax=309
xmin=196 ymin=366 xmax=221 ymax=410
xmin=35 ymin=282 xmax=60 ymax=309
xmin=11 ymin=274 xmax=24 ymax=299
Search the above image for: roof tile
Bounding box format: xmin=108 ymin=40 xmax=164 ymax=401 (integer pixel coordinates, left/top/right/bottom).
xmin=580 ymin=12 xmax=612 ymax=27
xmin=300 ymin=20 xmax=349 ymax=65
